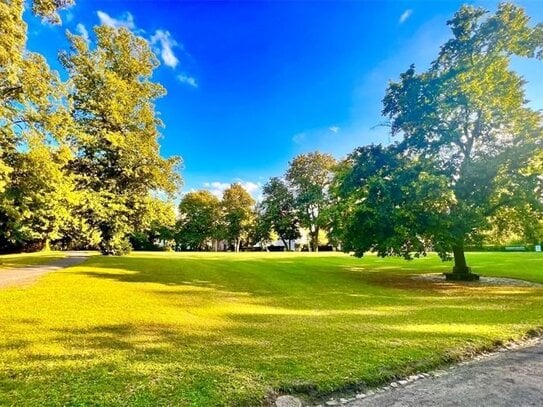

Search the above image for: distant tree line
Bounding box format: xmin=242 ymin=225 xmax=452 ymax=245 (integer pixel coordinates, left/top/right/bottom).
xmin=172 ymin=152 xmax=336 ymax=252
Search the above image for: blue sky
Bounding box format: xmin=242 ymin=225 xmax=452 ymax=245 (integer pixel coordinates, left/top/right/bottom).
xmin=26 ymin=1 xmax=543 ymax=199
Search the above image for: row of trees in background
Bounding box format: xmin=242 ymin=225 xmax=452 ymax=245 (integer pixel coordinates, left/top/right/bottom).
xmin=1 ymin=1 xmax=180 ymax=255
xmin=174 ymin=153 xmax=336 ymax=252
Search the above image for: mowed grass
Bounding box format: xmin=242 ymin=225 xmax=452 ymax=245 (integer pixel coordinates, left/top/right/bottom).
xmin=0 ymin=252 xmax=542 ymax=406
xmin=0 ymin=251 xmax=66 ymax=270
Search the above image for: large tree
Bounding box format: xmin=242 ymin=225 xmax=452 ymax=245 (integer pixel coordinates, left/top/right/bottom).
xmin=60 ymin=26 xmax=181 ymax=254
xmin=0 ymin=0 xmax=76 ymax=252
xmin=286 ymin=152 xmax=335 ymax=252
xmin=176 ymin=190 xmax=221 ymax=250
xmin=340 ymin=3 xmax=543 ymax=280
xmin=260 ymin=177 xmax=300 ymax=250
xmin=221 ymin=183 xmax=255 ymax=252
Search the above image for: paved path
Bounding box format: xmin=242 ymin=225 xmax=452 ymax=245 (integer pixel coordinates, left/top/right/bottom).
xmin=0 ymin=252 xmax=90 ymax=288
xmin=346 ymin=340 xmax=543 ymax=407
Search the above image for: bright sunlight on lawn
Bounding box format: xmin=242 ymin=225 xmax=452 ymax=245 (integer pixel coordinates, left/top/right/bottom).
xmin=1 ymin=252 xmax=542 ymax=406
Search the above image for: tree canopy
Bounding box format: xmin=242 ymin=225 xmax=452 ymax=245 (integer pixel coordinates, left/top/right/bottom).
xmin=286 ymin=152 xmax=336 ymax=251
xmin=260 ymin=177 xmax=300 ymax=250
xmin=337 ymin=3 xmax=543 ymax=279
xmin=221 ymin=183 xmax=256 ymax=252
xmin=177 ymin=190 xmax=221 ymax=250
xmin=0 ymin=1 xmax=181 ymax=254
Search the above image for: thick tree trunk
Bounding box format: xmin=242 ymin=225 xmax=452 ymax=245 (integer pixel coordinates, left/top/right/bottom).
xmin=445 ymin=244 xmax=479 ymax=281
xmin=452 ymin=245 xmax=468 ymax=272
xmin=281 ymin=237 xmax=288 ymax=252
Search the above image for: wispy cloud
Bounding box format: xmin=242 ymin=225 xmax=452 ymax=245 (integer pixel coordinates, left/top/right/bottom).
xmin=76 ymin=23 xmax=89 ymax=42
xmin=97 ymin=10 xmax=136 ymax=30
xmin=177 ymin=73 xmax=198 ymax=88
xmin=151 ymin=30 xmax=179 ymax=68
xmin=203 ymin=181 xmax=262 ymax=200
xmin=399 ymin=9 xmax=413 ymax=24
xmin=328 ymin=126 xmax=340 ymax=134
xmin=203 ymin=182 xmax=229 ymax=198
xmin=96 ymin=12 xmax=197 ymax=87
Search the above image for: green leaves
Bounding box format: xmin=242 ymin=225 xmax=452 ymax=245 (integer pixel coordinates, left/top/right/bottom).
xmin=0 ymin=2 xmax=181 ymax=254
xmin=342 ymin=3 xmax=543 ymax=268
xmin=286 ymin=152 xmax=336 ymax=251
xmin=177 ymin=191 xmax=221 ymax=250
xmin=260 ymin=177 xmax=300 ymax=248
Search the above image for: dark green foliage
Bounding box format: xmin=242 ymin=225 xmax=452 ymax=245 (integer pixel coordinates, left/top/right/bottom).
xmin=176 ymin=191 xmax=221 ymax=250
xmin=260 ymin=177 xmax=300 ymax=249
xmin=286 ymin=152 xmax=336 ymax=251
xmin=337 ymin=3 xmax=543 ymax=274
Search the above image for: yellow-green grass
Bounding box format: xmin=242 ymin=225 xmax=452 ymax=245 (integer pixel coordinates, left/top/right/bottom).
xmin=0 ymin=251 xmax=67 ymax=270
xmin=1 ymin=252 xmax=542 ymax=406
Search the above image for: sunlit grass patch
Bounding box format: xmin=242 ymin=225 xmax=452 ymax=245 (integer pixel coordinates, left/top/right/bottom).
xmin=0 ymin=251 xmax=542 ymax=406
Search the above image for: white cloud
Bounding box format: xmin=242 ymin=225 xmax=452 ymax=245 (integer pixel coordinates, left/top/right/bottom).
xmin=76 ymin=23 xmax=89 ymax=42
xmin=328 ymin=126 xmax=340 ymax=134
xmin=151 ymin=30 xmax=179 ymax=68
xmin=177 ymin=74 xmax=198 ymax=88
xmin=399 ymin=9 xmax=413 ymax=24
xmin=203 ymin=182 xmax=229 ymax=198
xmin=239 ymin=181 xmax=261 ymax=195
xmin=203 ymin=181 xmax=262 ymax=200
xmin=97 ymin=10 xmax=135 ymax=30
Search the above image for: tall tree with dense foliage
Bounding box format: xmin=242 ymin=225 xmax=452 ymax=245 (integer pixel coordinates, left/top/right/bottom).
xmin=221 ymin=183 xmax=255 ymax=252
xmin=286 ymin=152 xmax=335 ymax=252
xmin=176 ymin=190 xmax=221 ymax=250
xmin=0 ymin=0 xmax=76 ymax=252
xmin=60 ymin=26 xmax=181 ymax=254
xmin=339 ymin=3 xmax=543 ymax=279
xmin=260 ymin=177 xmax=300 ymax=250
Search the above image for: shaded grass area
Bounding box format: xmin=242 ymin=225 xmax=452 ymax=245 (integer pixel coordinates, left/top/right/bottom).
xmin=0 ymin=251 xmax=67 ymax=270
xmin=0 ymin=252 xmax=542 ymax=406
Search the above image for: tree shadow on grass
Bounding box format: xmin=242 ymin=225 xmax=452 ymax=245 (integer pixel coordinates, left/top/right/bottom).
xmin=7 ymin=255 xmax=537 ymax=404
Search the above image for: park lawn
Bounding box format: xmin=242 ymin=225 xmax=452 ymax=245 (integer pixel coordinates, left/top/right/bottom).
xmin=0 ymin=252 xmax=542 ymax=406
xmin=0 ymin=251 xmax=67 ymax=270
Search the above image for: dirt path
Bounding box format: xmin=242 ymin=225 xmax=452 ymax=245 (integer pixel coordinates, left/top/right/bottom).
xmin=344 ymin=339 xmax=543 ymax=407
xmin=0 ymin=252 xmax=90 ymax=288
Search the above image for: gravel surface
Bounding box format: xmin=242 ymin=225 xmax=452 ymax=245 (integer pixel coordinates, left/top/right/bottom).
xmin=343 ymin=339 xmax=543 ymax=407
xmin=0 ymin=252 xmax=90 ymax=288
xmin=412 ymin=273 xmax=543 ymax=287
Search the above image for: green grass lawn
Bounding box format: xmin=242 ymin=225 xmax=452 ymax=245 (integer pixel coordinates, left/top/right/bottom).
xmin=0 ymin=251 xmax=67 ymax=270
xmin=0 ymin=252 xmax=542 ymax=406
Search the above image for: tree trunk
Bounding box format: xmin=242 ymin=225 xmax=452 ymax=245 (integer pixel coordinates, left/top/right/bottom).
xmin=313 ymin=226 xmax=319 ymax=253
xmin=281 ymin=237 xmax=288 ymax=252
xmin=445 ymin=244 xmax=479 ymax=281
xmin=452 ymin=245 xmax=468 ymax=272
